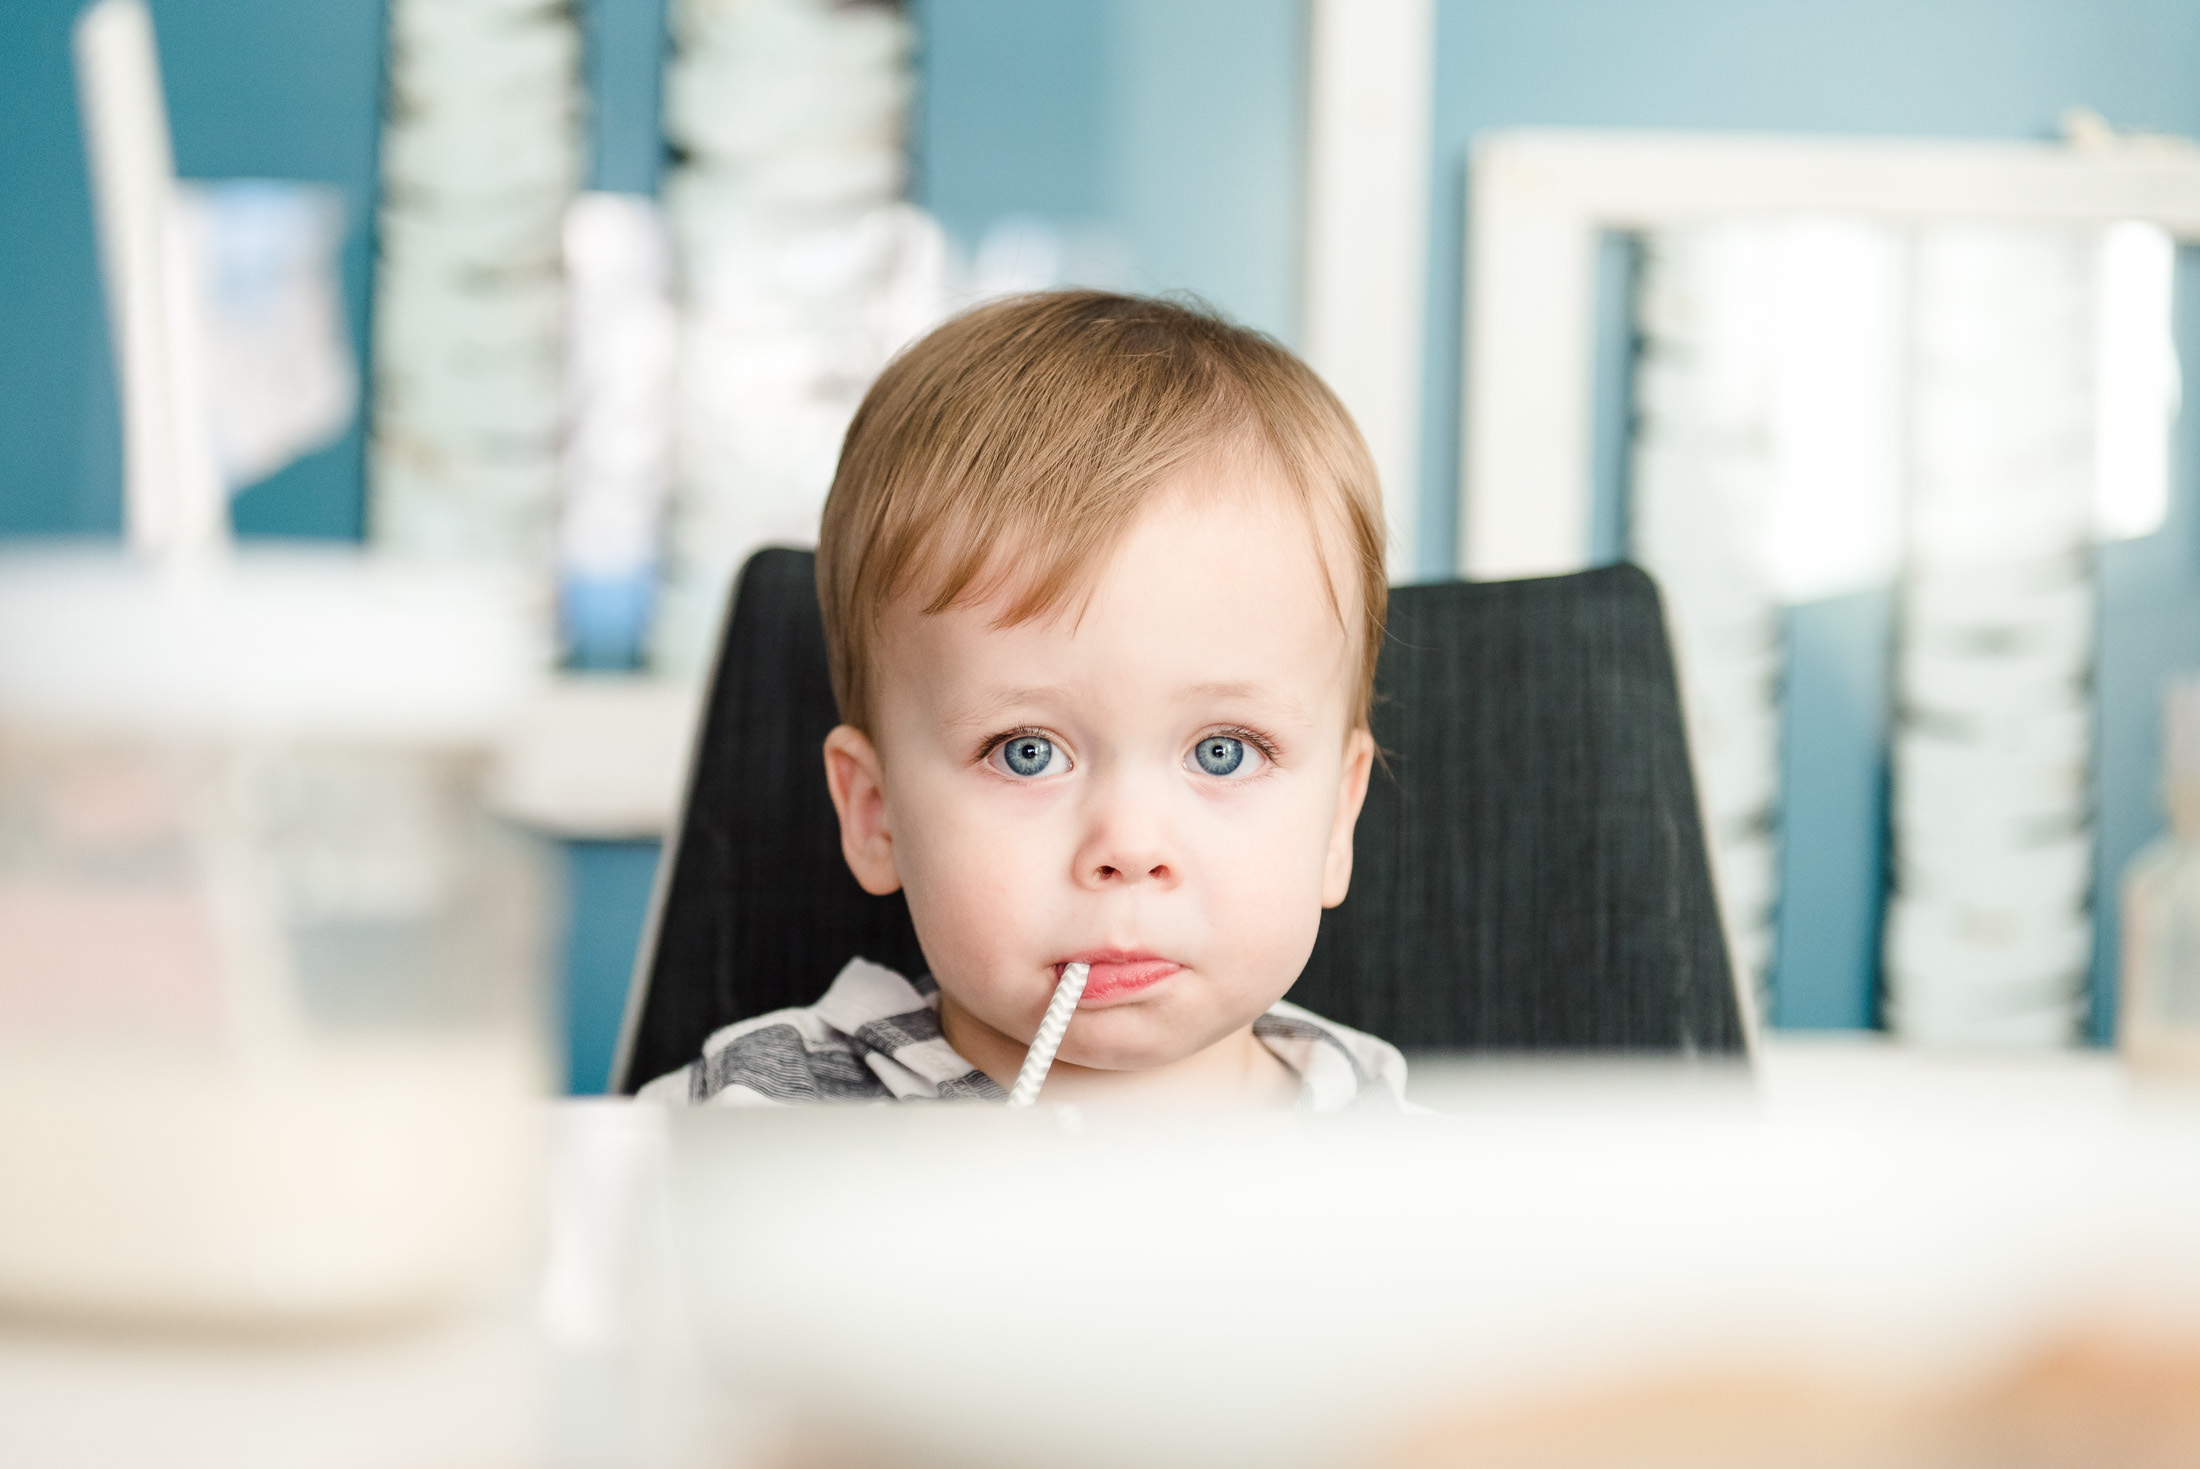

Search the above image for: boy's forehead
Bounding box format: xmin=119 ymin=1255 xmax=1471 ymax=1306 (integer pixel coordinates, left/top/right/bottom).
xmin=872 ymin=483 xmax=1357 ymax=716
xmin=918 ymin=451 xmax=1346 ymax=629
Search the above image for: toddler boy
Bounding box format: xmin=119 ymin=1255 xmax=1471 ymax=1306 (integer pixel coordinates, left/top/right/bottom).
xmin=641 ymin=292 xmax=1406 ymax=1109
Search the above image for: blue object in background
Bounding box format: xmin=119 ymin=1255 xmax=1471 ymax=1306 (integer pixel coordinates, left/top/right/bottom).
xmin=560 ymin=841 xmax=663 ymax=1094
xmin=561 ymin=570 xmax=661 ymax=671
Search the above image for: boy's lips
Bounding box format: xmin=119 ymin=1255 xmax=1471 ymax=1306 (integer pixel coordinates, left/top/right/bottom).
xmin=1058 ymin=952 xmax=1180 ymax=1003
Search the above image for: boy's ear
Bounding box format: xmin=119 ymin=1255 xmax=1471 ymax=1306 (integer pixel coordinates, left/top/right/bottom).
xmin=822 ymin=724 xmax=903 ymax=896
xmin=1321 ymin=726 xmax=1376 ymax=908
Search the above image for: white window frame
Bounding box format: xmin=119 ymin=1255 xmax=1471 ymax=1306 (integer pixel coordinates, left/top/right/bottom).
xmin=1461 ymin=128 xmax=2200 ymax=580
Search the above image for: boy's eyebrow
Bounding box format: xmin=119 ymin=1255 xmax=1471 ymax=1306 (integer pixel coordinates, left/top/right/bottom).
xmin=1180 ymin=680 xmax=1270 ymax=703
xmin=1181 ymin=681 xmax=1316 ymax=725
xmin=943 ymin=680 xmax=1312 ymax=730
xmin=941 ymin=686 xmax=1077 ymax=733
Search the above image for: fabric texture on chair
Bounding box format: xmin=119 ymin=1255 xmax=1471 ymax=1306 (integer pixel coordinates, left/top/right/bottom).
xmin=1290 ymin=566 xmax=1741 ymax=1054
xmin=616 ymin=551 xmax=1741 ymax=1092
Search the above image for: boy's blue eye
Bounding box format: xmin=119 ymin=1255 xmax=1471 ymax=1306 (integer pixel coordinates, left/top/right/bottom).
xmin=996 ymin=735 xmax=1061 ymax=778
xmin=1193 ymin=736 xmax=1245 ymax=776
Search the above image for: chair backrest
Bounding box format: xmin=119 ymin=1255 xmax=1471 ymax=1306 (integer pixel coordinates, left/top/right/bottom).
xmin=615 ymin=549 xmax=1742 ymax=1092
xmin=1289 ymin=566 xmax=1741 ymax=1053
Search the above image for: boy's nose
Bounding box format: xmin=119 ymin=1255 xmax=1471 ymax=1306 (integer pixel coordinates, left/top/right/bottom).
xmin=1090 ymin=850 xmax=1173 ymax=885
xmin=1075 ymin=783 xmax=1179 ymax=889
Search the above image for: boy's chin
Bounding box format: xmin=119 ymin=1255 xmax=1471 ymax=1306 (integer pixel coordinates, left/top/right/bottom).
xmin=1052 ymin=1010 xmax=1248 ymax=1075
xmin=1053 ymin=1040 xmax=1190 ymax=1074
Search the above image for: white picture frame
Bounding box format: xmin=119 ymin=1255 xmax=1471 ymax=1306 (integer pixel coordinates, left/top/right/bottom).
xmin=1461 ymin=127 xmax=2200 ymax=579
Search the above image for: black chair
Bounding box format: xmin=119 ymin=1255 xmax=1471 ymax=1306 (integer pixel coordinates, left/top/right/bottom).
xmin=614 ymin=548 xmax=1744 ymax=1092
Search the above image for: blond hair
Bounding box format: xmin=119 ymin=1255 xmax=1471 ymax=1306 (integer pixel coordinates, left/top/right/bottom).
xmin=817 ymin=290 xmax=1386 ymax=733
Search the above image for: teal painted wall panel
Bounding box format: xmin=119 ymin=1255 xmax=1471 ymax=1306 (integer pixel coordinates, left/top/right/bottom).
xmin=0 ymin=0 xmax=388 ymax=541
xmin=1101 ymin=0 xmax=1304 ymax=341
xmin=0 ymin=0 xmax=129 ymax=537
xmin=912 ymin=0 xmax=1305 ymax=342
xmin=561 ymin=841 xmax=663 ymax=1094
xmin=913 ymin=0 xmax=1111 ymax=233
xmin=584 ymin=0 xmax=670 ymax=194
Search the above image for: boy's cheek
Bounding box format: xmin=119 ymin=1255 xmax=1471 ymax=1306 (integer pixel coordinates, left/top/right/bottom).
xmin=898 ymin=816 xmax=1066 ymax=975
xmin=903 ymin=795 xmax=1060 ymax=892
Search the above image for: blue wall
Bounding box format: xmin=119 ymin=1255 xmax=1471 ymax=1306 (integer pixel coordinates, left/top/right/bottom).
xmin=912 ymin=0 xmax=1306 ymax=343
xmin=559 ymin=840 xmax=661 ymax=1092
xmin=1426 ymin=0 xmax=2200 ymax=1034
xmin=0 ymin=0 xmax=388 ymax=541
xmin=0 ymin=2 xmax=122 ymax=537
xmin=584 ymin=0 xmax=670 ymax=195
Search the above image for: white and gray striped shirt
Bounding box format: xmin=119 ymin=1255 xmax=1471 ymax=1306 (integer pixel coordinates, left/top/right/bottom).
xmin=637 ymin=959 xmax=1410 ymax=1111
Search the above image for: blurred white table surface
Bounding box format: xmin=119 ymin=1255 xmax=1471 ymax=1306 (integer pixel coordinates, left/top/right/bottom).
xmin=0 ymin=1040 xmax=2188 ymax=1469
xmin=0 ymin=1100 xmax=756 ymax=1469
xmin=489 ymin=673 xmax=703 ymax=839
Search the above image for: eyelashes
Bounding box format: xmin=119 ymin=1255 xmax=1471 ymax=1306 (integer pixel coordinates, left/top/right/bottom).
xmin=976 ymin=724 xmax=1282 ymax=780
xmin=1203 ymin=724 xmax=1280 ymax=763
xmin=1189 ymin=726 xmax=1276 ymax=780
